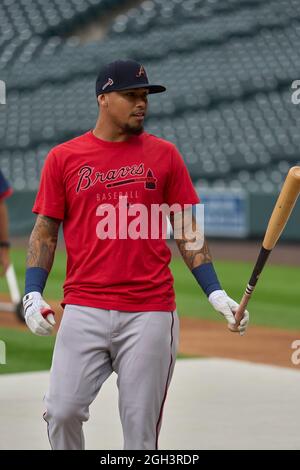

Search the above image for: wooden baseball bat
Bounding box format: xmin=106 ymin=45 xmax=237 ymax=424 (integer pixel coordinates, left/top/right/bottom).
xmin=229 ymin=166 xmax=300 ymax=331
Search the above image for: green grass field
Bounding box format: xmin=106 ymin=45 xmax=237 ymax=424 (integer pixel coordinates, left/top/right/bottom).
xmin=0 ymin=247 xmax=299 ymax=374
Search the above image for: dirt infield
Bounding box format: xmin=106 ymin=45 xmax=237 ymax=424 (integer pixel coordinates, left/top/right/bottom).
xmin=1 ymin=298 xmax=299 ymax=370
xmin=180 ymin=317 xmax=300 ymax=369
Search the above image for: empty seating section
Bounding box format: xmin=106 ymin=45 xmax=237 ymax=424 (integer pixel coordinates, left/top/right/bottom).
xmin=0 ymin=0 xmax=127 ymax=66
xmin=1 ymin=0 xmax=299 ymax=192
xmin=111 ymin=0 xmax=300 ymax=34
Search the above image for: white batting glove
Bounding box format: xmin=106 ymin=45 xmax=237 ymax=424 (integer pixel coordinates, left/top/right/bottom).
xmin=23 ymin=291 xmax=56 ymax=336
xmin=208 ymin=289 xmax=249 ymax=336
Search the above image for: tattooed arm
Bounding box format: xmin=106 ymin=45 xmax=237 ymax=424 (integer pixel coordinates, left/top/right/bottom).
xmin=170 ymin=209 xmax=211 ymax=270
xmin=26 ymin=215 xmax=61 ymax=271
xmin=169 ymin=207 xmax=250 ymax=335
xmin=23 ymin=215 xmax=60 ymax=335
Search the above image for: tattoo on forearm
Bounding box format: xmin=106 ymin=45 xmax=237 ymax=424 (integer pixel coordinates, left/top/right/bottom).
xmin=176 ymin=238 xmax=212 ymax=270
xmin=171 ymin=212 xmax=212 ymax=270
xmin=26 ymin=215 xmax=60 ymax=271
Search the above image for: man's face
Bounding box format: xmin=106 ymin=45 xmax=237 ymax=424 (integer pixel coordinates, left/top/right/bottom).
xmin=101 ymin=88 xmax=149 ymax=135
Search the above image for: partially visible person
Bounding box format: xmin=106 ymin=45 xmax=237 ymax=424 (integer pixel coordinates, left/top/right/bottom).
xmin=0 ymin=170 xmax=13 ymax=276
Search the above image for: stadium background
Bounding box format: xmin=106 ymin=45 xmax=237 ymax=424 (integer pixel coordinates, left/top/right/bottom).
xmin=0 ymin=0 xmax=300 ymax=450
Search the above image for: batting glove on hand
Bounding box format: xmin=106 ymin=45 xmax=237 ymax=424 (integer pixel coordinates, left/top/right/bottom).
xmin=208 ymin=289 xmax=249 ymax=336
xmin=23 ymin=291 xmax=56 ymax=336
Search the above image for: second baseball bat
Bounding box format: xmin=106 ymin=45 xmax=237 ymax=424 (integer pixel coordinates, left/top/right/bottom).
xmin=229 ymin=166 xmax=300 ymax=330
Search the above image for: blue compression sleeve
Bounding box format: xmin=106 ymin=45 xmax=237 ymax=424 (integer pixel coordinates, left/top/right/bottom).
xmin=191 ymin=262 xmax=222 ymax=297
xmin=25 ymin=267 xmax=49 ymax=294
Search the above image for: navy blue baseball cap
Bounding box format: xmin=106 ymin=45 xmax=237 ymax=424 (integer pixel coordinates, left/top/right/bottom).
xmin=95 ymin=59 xmax=166 ymax=96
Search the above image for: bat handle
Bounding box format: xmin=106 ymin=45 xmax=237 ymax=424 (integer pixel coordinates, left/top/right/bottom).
xmin=228 ymin=286 xmax=253 ymax=332
xmin=6 ymin=264 xmax=21 ymax=304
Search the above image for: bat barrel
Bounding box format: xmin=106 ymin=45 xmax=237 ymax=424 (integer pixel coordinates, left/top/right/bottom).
xmin=234 ymin=166 xmax=300 ymax=334
xmin=263 ymin=166 xmax=300 ymax=250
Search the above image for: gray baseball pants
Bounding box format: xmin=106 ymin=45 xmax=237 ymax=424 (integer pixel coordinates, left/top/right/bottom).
xmin=43 ymin=305 xmax=179 ymax=450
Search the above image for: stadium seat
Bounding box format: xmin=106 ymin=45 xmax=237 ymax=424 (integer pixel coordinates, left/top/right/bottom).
xmin=1 ymin=0 xmax=300 ymax=193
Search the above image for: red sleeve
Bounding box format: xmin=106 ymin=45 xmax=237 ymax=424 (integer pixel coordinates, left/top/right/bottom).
xmin=165 ymin=145 xmax=200 ymax=210
xmin=0 ymin=188 xmax=13 ymax=201
xmin=32 ymin=149 xmax=65 ymax=220
xmin=0 ymin=170 xmax=13 ymax=200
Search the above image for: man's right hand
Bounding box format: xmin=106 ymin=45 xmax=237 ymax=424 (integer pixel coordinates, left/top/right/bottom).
xmin=23 ymin=291 xmax=56 ymax=336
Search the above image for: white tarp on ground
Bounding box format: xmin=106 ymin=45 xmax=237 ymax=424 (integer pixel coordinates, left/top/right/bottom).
xmin=0 ymin=358 xmax=299 ymax=450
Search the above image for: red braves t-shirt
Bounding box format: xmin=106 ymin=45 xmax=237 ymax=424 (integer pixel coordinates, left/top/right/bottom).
xmin=33 ymin=130 xmax=200 ymax=312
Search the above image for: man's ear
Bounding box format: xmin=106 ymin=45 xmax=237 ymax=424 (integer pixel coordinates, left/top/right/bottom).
xmin=98 ymin=93 xmax=108 ymax=108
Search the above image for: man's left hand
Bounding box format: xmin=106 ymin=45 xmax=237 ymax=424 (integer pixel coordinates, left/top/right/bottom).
xmin=208 ymin=289 xmax=249 ymax=336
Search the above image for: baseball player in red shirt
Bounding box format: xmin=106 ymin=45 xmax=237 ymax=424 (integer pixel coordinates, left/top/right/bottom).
xmin=23 ymin=59 xmax=249 ymax=450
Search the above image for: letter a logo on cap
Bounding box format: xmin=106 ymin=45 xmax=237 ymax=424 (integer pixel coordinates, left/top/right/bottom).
xmin=136 ymin=65 xmax=145 ymax=77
